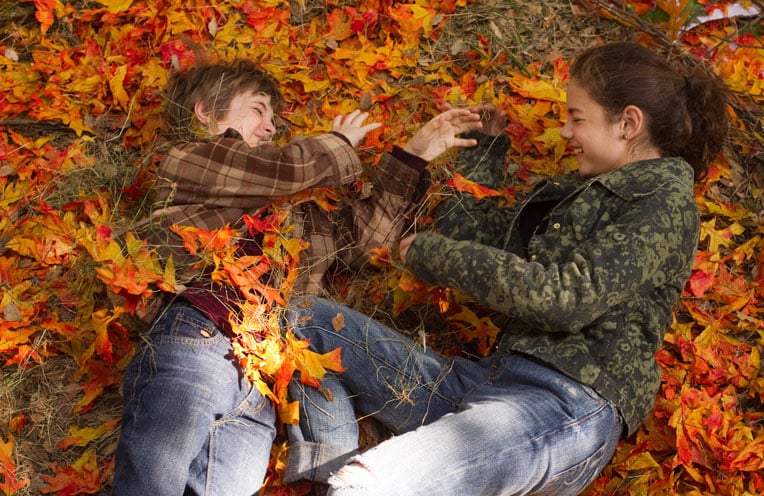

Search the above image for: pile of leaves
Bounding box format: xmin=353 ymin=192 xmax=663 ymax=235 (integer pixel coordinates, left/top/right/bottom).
xmin=0 ymin=0 xmax=761 ymax=494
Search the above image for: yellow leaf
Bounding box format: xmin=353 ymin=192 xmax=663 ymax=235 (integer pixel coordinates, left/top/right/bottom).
xmin=109 ymin=64 xmax=130 ymax=109
xmin=161 ymin=256 xmax=177 ymax=291
xmin=96 ymin=0 xmax=133 ymax=13
xmin=66 ymin=74 xmax=103 ymax=93
xmin=278 ymin=400 xmax=300 ymax=425
xmin=626 ymin=451 xmax=662 ymax=471
xmin=533 ymin=126 xmax=567 ymax=162
xmin=56 ymin=419 xmax=119 ymax=449
xmin=699 ymin=218 xmax=746 ymax=252
xmin=508 ymin=73 xmax=566 ymax=103
xmin=288 ymin=332 xmax=344 ymax=388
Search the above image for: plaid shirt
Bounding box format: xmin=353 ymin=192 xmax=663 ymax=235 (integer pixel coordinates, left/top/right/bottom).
xmin=146 ymin=130 xmax=428 ymax=327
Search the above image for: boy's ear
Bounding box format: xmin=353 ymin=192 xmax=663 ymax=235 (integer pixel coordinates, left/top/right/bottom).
xmin=620 ymin=104 xmax=644 ymax=140
xmin=194 ymin=101 xmax=210 ymax=127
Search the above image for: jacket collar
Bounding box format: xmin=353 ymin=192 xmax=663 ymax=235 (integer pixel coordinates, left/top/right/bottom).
xmin=593 ymin=157 xmax=694 ymax=200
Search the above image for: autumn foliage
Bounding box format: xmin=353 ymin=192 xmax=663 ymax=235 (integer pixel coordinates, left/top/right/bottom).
xmin=0 ymin=0 xmax=762 ymax=494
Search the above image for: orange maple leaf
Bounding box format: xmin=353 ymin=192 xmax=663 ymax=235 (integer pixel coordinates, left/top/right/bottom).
xmin=170 ymin=224 xmax=240 ymax=256
xmin=39 ymin=449 xmax=105 ymax=495
xmin=223 ymin=255 xmax=284 ymax=307
xmin=445 ymin=172 xmax=502 ymax=200
xmin=32 ymin=0 xmax=57 ymax=36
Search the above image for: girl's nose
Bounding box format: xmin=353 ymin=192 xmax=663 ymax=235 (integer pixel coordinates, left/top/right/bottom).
xmin=560 ymin=121 xmax=572 ymax=140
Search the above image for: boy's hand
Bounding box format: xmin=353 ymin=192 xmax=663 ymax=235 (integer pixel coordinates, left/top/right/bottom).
xmin=402 ymin=108 xmax=483 ymax=162
xmin=332 ymin=110 xmax=382 ymax=147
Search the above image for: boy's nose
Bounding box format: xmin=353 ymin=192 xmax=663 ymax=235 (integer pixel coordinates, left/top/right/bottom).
xmin=262 ymin=119 xmax=276 ymax=139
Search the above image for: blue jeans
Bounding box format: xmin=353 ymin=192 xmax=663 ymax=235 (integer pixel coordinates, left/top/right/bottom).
xmin=113 ymin=301 xmax=276 ymax=496
xmin=286 ymin=296 xmax=623 ymax=496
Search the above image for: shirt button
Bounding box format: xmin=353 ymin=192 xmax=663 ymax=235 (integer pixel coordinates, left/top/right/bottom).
xmin=530 ymin=255 xmax=538 ymax=261
xmin=552 ymin=222 xmax=561 ymax=229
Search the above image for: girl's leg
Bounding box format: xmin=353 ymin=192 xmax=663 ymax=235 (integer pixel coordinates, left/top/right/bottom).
xmin=327 ymin=355 xmax=623 ymax=496
xmin=285 ymin=296 xmax=489 ymax=483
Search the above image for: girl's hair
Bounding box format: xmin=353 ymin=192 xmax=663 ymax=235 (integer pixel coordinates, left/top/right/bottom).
xmin=163 ymin=59 xmax=284 ymax=141
xmin=569 ymin=42 xmax=729 ymax=179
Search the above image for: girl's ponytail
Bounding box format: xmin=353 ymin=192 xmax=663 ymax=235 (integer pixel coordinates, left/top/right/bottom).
xmin=678 ymin=70 xmax=729 ymax=178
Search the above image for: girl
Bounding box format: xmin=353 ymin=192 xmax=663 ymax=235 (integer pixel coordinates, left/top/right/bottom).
xmin=286 ymin=42 xmax=729 ymax=495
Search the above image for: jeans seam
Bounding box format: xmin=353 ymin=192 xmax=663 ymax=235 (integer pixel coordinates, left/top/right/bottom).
xmin=348 ymin=333 xmax=461 ymax=412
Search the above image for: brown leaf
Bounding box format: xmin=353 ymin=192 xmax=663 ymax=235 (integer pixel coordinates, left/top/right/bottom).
xmin=332 ymin=312 xmax=345 ymax=331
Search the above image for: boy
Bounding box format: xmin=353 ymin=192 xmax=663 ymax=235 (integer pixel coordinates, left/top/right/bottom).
xmin=112 ymin=59 xmax=483 ymax=495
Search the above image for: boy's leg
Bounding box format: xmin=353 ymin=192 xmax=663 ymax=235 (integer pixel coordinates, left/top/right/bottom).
xmin=186 ymin=387 xmax=276 ymax=495
xmin=326 ymin=355 xmax=623 ymax=496
xmin=284 ymin=296 xmax=488 ymax=483
xmin=113 ymin=301 xmax=275 ymax=496
xmin=285 ymin=372 xmax=359 ymax=483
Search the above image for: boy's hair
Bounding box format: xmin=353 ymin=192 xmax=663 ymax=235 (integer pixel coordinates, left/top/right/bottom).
xmin=570 ymin=42 xmax=728 ymax=179
xmin=163 ymin=59 xmax=284 ymax=141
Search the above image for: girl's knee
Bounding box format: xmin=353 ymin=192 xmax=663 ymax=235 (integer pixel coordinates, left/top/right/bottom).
xmin=327 ymin=461 xmax=377 ymax=496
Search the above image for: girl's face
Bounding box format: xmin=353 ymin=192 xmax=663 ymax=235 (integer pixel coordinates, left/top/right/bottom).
xmin=560 ymin=80 xmax=630 ymax=176
xmin=210 ymin=91 xmax=276 ymax=147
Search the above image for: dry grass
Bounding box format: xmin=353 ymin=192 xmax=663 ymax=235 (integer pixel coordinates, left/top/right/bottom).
xmin=0 ymin=356 xmax=121 ymax=492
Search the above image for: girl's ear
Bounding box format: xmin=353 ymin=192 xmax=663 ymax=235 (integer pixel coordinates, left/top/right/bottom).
xmin=620 ymin=104 xmax=645 ymax=140
xmin=194 ymin=101 xmax=210 ymax=127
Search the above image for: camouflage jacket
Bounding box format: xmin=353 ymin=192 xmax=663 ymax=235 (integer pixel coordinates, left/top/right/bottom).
xmin=406 ymin=132 xmax=699 ymax=435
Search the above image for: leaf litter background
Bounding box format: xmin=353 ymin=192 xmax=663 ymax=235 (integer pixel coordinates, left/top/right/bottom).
xmin=0 ymin=0 xmax=762 ymax=494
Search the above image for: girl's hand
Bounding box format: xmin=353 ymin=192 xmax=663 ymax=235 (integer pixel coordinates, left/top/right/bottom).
xmin=332 ymin=110 xmax=382 ymax=147
xmin=471 ymin=103 xmax=507 ymax=137
xmin=398 ymin=234 xmax=416 ymax=262
xmin=402 ymin=108 xmax=483 ymax=162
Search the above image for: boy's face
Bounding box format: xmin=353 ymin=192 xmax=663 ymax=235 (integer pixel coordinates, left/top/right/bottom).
xmin=210 ymin=91 xmax=276 ymax=147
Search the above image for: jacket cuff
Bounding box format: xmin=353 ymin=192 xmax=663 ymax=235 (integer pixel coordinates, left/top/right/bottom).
xmin=464 ymin=130 xmax=511 ymax=151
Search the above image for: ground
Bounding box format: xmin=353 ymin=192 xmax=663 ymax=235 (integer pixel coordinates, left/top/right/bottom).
xmin=0 ymin=0 xmax=762 ymax=495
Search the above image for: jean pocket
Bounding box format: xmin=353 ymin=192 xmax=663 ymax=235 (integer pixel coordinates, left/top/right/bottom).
xmin=152 ymin=306 xmax=225 ymax=346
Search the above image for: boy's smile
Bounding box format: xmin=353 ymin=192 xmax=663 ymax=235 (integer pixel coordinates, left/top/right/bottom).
xmin=212 ymin=92 xmax=276 ymax=147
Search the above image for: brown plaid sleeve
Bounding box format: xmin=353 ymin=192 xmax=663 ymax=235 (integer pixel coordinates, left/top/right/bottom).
xmin=332 ymin=152 xmax=427 ymax=269
xmin=290 ymin=151 xmax=426 ymax=295
xmin=151 ymin=132 xmax=363 ymax=231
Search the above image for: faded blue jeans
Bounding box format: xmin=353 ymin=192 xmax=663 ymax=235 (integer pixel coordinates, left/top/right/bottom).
xmin=286 ymin=296 xmax=623 ymax=496
xmin=113 ymin=300 xmax=276 ymax=496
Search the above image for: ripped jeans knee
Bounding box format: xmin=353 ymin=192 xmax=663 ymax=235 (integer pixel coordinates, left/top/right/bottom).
xmin=327 ymin=458 xmax=378 ymax=496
